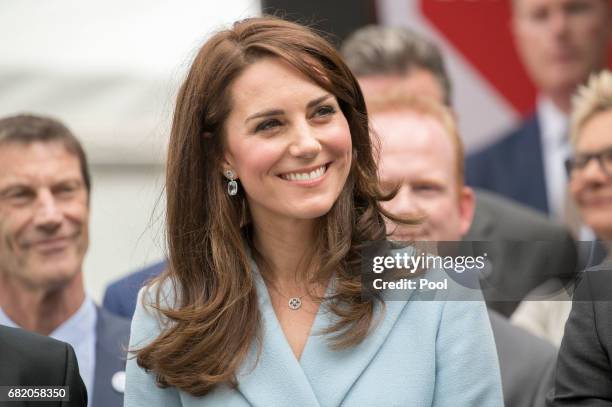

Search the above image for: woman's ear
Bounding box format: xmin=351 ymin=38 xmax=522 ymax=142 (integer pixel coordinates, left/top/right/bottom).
xmin=221 ymin=151 xmax=237 ymax=179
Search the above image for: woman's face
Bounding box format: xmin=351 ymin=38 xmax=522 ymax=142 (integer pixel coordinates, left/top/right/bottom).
xmin=222 ymin=57 xmax=352 ymax=225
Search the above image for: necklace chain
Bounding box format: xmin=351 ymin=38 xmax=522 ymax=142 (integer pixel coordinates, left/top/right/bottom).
xmin=268 ymin=283 xmax=306 ymax=311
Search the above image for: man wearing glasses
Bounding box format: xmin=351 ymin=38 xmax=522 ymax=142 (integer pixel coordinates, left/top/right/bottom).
xmin=549 ymin=70 xmax=612 ymax=405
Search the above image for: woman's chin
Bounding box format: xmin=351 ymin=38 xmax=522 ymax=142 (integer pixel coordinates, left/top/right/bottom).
xmin=294 ymin=205 xmax=335 ymax=220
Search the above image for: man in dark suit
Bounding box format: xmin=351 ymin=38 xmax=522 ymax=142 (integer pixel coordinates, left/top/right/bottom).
xmin=465 ymin=189 xmax=578 ymax=316
xmin=0 ymin=115 xmax=130 ymax=407
xmin=466 ymin=0 xmax=611 ymax=216
xmin=549 ymin=70 xmax=612 ymax=405
xmin=0 ymin=325 xmax=88 ymax=407
xmin=340 ymin=24 xmax=578 ymax=317
xmin=550 ymin=262 xmax=612 ymax=405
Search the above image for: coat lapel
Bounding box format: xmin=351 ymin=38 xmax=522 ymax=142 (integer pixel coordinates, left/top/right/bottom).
xmin=299 ymin=298 xmax=408 ymax=407
xmin=237 ymin=271 xmax=321 ymax=407
xmin=238 ymin=260 xmax=411 ymax=407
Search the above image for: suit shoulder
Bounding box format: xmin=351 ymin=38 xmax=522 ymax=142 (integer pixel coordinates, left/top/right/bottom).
xmin=468 ymin=115 xmax=539 ymax=162
xmin=0 ymin=326 xmax=73 ymax=384
xmin=490 ymin=310 xmax=556 ymax=361
xmin=105 ymin=261 xmax=166 ymax=297
xmin=0 ymin=325 xmax=69 ymax=356
xmin=475 ymin=190 xmax=570 ymax=238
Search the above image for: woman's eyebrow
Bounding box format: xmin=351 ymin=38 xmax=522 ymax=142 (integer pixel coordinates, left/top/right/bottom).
xmin=306 ymin=94 xmax=333 ymax=109
xmin=245 ymin=94 xmax=333 ymax=123
xmin=245 ymin=109 xmax=284 ymax=123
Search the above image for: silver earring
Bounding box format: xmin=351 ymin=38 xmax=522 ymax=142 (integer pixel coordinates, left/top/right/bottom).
xmin=224 ymin=169 xmax=238 ymax=196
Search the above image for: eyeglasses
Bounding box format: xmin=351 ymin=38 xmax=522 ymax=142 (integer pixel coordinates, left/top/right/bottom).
xmin=565 ymin=146 xmax=612 ymax=178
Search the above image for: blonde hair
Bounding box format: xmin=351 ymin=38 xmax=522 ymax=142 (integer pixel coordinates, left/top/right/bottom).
xmin=570 ymin=70 xmax=612 ymax=144
xmin=367 ymin=92 xmax=465 ymax=188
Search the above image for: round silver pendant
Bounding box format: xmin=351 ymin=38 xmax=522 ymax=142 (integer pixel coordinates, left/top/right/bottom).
xmin=288 ymin=297 xmax=302 ymax=310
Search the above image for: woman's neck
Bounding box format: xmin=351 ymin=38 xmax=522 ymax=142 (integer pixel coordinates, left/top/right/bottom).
xmin=252 ymin=215 xmax=317 ymax=286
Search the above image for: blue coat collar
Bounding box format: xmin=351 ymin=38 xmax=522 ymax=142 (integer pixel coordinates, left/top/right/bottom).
xmin=236 ymin=261 xmax=410 ymax=406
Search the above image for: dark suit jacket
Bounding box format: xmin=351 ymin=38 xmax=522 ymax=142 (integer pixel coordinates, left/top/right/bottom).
xmin=489 ymin=310 xmax=557 ymax=407
xmin=466 ymin=116 xmax=549 ymax=214
xmin=103 ymin=261 xmax=166 ymax=319
xmin=0 ymin=325 xmax=88 ymax=407
xmin=465 ymin=190 xmax=578 ymax=316
xmin=92 ymin=307 xmax=131 ymax=407
xmin=549 ymin=262 xmax=612 ymax=406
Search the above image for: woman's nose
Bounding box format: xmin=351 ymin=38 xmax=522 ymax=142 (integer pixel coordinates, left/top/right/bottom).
xmin=288 ymin=122 xmax=322 ymax=159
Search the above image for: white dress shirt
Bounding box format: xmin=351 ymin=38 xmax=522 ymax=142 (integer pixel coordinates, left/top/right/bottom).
xmin=0 ymin=297 xmax=97 ymax=396
xmin=536 ymin=96 xmax=570 ymax=218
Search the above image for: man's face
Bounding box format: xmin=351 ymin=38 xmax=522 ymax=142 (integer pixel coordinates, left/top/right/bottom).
xmin=0 ymin=142 xmax=89 ymax=290
xmin=512 ymin=0 xmax=611 ymax=96
xmin=570 ymin=108 xmax=612 ymax=239
xmin=373 ymin=110 xmax=475 ymax=241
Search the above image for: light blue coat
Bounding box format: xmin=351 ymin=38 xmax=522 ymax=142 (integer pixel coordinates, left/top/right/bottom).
xmin=125 ymin=264 xmax=504 ymax=407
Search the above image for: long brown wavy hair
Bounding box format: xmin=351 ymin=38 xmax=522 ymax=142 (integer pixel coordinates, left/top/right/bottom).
xmin=135 ymin=15 xmax=415 ymax=396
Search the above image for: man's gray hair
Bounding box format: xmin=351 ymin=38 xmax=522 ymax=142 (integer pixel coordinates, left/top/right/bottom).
xmin=341 ymin=25 xmax=452 ymax=106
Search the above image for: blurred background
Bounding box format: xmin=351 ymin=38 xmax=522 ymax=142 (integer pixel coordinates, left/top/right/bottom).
xmin=1 ymin=0 xmax=610 ymax=301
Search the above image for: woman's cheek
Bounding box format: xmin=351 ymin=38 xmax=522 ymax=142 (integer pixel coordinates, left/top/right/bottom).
xmin=325 ymin=120 xmax=352 ymax=157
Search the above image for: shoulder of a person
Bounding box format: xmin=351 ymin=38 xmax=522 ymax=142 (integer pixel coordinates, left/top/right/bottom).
xmin=0 ymin=326 xmax=71 ymax=376
xmin=131 ymin=277 xmax=181 ymax=336
xmin=475 ymin=189 xmax=570 ymax=239
xmin=137 ymin=276 xmax=180 ymax=309
xmin=106 ymin=261 xmax=167 ymax=296
xmin=468 ymin=115 xmax=538 ymax=162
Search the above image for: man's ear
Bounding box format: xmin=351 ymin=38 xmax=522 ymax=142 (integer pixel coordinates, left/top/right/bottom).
xmin=458 ymin=186 xmax=476 ymax=236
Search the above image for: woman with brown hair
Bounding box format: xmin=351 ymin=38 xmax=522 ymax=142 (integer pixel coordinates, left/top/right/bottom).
xmin=124 ymin=16 xmax=503 ymax=406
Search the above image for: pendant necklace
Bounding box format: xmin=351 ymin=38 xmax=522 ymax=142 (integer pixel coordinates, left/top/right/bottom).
xmin=269 ymin=283 xmax=306 ymax=310
xmin=288 ymin=296 xmax=304 ymax=310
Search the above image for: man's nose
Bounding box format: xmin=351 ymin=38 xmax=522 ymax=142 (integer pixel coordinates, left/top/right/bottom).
xmin=388 ymin=186 xmax=422 ymax=217
xmin=550 ymin=8 xmax=570 ymax=38
xmin=33 ymin=190 xmax=63 ymax=232
xmin=288 ymin=122 xmax=322 ymax=159
xmin=581 ymin=158 xmax=608 ymax=184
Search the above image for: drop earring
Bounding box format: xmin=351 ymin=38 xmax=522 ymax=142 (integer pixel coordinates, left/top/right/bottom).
xmin=224 ymin=169 xmax=238 ymax=196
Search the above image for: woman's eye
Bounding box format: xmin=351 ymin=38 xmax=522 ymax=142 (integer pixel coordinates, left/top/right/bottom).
xmin=255 ymin=119 xmax=282 ymax=133
xmin=313 ymin=105 xmax=336 ymax=118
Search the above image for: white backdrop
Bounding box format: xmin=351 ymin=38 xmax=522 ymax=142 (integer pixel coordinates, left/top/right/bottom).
xmin=0 ymin=0 xmax=261 ymax=301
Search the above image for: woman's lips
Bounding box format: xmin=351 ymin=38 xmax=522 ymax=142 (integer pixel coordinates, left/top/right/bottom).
xmin=278 ymin=162 xmax=331 ymax=185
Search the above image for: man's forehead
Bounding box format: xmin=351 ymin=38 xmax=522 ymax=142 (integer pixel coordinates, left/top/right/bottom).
xmin=360 ymin=69 xmax=445 ymax=104
xmin=374 ymin=110 xmax=452 ymax=149
xmin=374 ymin=110 xmax=458 ymax=178
xmin=0 ymin=142 xmax=82 ymax=185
